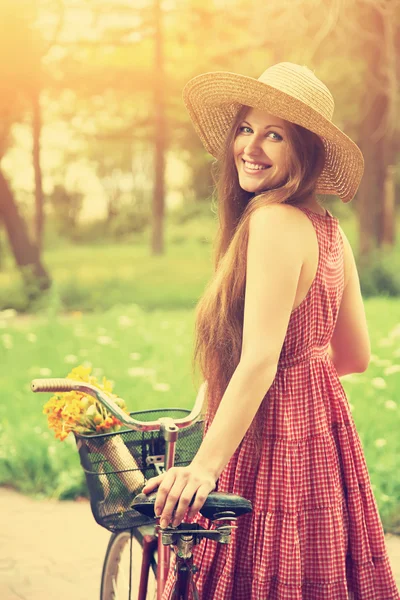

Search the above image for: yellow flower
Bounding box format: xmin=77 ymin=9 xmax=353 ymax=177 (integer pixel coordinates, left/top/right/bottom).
xmin=43 ymin=365 xmax=128 ymax=440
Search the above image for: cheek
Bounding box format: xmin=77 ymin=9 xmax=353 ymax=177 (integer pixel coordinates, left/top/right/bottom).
xmin=272 ymin=145 xmax=289 ymax=170
xmin=233 ymin=137 xmax=244 ymax=158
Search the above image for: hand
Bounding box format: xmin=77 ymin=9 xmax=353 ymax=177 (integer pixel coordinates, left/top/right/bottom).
xmin=142 ymin=464 xmax=216 ymax=529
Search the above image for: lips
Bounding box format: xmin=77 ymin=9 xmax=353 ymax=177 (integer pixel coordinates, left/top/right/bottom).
xmin=242 ymin=159 xmax=272 ymax=175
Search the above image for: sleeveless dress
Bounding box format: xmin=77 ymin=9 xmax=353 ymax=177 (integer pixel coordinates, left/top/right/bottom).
xmin=161 ymin=205 xmax=399 ymax=600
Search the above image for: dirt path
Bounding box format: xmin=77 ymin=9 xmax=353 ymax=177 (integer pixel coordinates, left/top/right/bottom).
xmin=0 ymin=487 xmax=399 ymax=600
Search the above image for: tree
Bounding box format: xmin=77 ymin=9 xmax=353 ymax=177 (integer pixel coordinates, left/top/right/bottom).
xmin=152 ymin=0 xmax=166 ymax=254
xmin=0 ymin=0 xmax=51 ymax=295
xmin=354 ymin=0 xmax=399 ymax=256
xmin=0 ymin=171 xmax=50 ymax=296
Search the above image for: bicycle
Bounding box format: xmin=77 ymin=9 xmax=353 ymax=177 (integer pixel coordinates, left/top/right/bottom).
xmin=31 ymin=378 xmax=252 ymax=599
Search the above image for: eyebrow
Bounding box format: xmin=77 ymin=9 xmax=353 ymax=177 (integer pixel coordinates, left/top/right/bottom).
xmin=242 ymin=120 xmax=284 ymax=130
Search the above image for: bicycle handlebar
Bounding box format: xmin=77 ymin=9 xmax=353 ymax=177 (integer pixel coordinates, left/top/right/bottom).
xmin=31 ymin=378 xmax=207 ymax=433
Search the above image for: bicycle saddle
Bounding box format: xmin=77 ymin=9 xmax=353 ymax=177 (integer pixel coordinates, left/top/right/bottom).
xmin=132 ymin=491 xmax=252 ymax=521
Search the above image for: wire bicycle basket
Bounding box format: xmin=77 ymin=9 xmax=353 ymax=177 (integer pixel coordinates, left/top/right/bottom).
xmin=75 ymin=408 xmax=204 ymax=532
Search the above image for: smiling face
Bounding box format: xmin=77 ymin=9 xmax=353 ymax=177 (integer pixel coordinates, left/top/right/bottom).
xmin=233 ymin=107 xmax=291 ymax=194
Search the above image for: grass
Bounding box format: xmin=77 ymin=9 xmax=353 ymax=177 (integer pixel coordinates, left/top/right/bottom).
xmin=0 ymin=210 xmax=217 ymax=312
xmin=0 ymin=298 xmax=400 ymax=532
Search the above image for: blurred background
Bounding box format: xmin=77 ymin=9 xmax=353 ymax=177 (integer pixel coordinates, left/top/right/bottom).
xmin=0 ymin=0 xmax=399 ymax=534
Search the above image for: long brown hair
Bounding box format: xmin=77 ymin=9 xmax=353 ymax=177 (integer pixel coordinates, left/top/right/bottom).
xmin=192 ymin=105 xmax=326 ymax=450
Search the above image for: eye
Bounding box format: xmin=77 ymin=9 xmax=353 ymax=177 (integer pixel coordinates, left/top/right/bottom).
xmin=237 ymin=125 xmax=253 ymax=134
xmin=267 ymin=131 xmax=283 ymax=141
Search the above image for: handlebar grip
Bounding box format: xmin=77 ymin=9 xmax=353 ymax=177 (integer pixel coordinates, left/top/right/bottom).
xmin=31 ymin=378 xmax=79 ymax=393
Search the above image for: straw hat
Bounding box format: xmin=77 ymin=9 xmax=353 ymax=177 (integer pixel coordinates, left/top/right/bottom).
xmin=183 ymin=62 xmax=364 ymax=203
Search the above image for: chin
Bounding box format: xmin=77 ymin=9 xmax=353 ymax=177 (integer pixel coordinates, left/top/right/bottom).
xmin=238 ymin=180 xmax=267 ymax=194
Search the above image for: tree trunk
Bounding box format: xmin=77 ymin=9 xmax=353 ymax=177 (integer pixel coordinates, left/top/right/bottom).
xmin=32 ymin=89 xmax=44 ymax=252
xmin=0 ymin=168 xmax=51 ymax=298
xmin=356 ymin=3 xmax=387 ymax=259
xmin=382 ymin=165 xmax=396 ymax=247
xmin=357 ymin=1 xmax=398 ymax=256
xmin=151 ymin=0 xmax=166 ymax=256
xmin=377 ymin=3 xmax=397 ymax=248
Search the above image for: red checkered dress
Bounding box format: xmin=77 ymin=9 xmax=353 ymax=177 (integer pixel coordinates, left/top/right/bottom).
xmin=162 ymin=206 xmax=400 ymax=599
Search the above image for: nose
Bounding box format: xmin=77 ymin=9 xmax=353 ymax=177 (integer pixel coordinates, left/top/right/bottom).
xmin=243 ymin=136 xmax=263 ymax=156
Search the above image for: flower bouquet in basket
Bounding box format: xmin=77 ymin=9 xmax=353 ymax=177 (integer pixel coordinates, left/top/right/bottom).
xmin=43 ymin=365 xmax=145 ymax=493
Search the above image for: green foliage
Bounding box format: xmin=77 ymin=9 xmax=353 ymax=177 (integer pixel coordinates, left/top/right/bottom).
xmin=170 ymin=199 xmax=216 ymax=225
xmin=106 ymin=202 xmax=151 ymax=239
xmin=358 ymin=248 xmax=400 ymax=297
xmin=0 ymin=278 xmax=30 ymax=312
xmin=49 ymin=184 xmax=84 ymax=237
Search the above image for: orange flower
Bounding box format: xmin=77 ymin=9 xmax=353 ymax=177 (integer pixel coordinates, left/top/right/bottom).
xmin=43 ymin=365 xmax=129 ymax=440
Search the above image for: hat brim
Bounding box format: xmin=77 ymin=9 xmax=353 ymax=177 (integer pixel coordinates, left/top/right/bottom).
xmin=183 ymin=72 xmax=364 ymax=203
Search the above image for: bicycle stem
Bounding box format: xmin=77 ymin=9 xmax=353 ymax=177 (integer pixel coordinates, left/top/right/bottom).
xmin=155 ymin=417 xmax=179 ymax=599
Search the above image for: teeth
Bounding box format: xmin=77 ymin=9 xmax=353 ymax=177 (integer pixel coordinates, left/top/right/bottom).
xmin=244 ymin=161 xmax=269 ymax=171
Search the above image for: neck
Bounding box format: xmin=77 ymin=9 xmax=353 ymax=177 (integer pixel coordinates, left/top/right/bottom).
xmin=293 ymin=194 xmax=324 ymax=212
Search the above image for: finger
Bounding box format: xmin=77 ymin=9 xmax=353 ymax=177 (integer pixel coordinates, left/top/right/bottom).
xmin=159 ymin=477 xmax=188 ymax=527
xmin=187 ymin=484 xmax=214 ymax=520
xmin=142 ymin=474 xmax=164 ymax=494
xmin=171 ymin=485 xmax=198 ymax=527
xmin=154 ymin=469 xmax=179 ymax=518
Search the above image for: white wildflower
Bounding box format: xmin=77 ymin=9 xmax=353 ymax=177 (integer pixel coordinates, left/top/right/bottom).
xmin=384 ymin=365 xmax=400 ymax=376
xmin=388 ymin=324 xmax=400 ymax=339
xmin=371 ymin=377 xmax=387 ymax=389
xmin=39 ymin=368 xmax=52 ymax=376
xmin=377 ymin=338 xmax=394 ymax=347
xmin=375 ymin=359 xmax=392 ymax=367
xmin=374 ymin=438 xmax=387 ymax=448
xmin=129 ymin=352 xmax=141 ymax=360
xmin=64 ymin=354 xmax=78 ymax=364
xmin=26 ymin=333 xmax=37 ymax=343
xmin=2 ymin=334 xmax=13 ymax=349
xmin=153 ymin=383 xmax=170 ymax=392
xmin=384 ymin=400 xmax=397 ymax=410
xmin=127 ymin=367 xmax=156 ymax=377
xmin=118 ymin=315 xmax=133 ymax=327
xmin=97 ymin=335 xmax=113 ymax=345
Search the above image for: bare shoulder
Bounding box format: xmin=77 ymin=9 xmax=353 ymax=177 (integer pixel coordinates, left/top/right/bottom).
xmin=249 ymin=202 xmax=306 ymax=236
xmin=246 ymin=203 xmax=306 ymax=280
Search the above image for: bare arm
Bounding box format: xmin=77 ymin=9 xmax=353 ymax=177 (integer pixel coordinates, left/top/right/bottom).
xmin=329 ymin=226 xmax=371 ymax=376
xmin=142 ymin=204 xmax=304 ymax=526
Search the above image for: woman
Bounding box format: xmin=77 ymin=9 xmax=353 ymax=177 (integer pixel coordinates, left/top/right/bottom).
xmin=143 ymin=63 xmax=399 ymax=599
